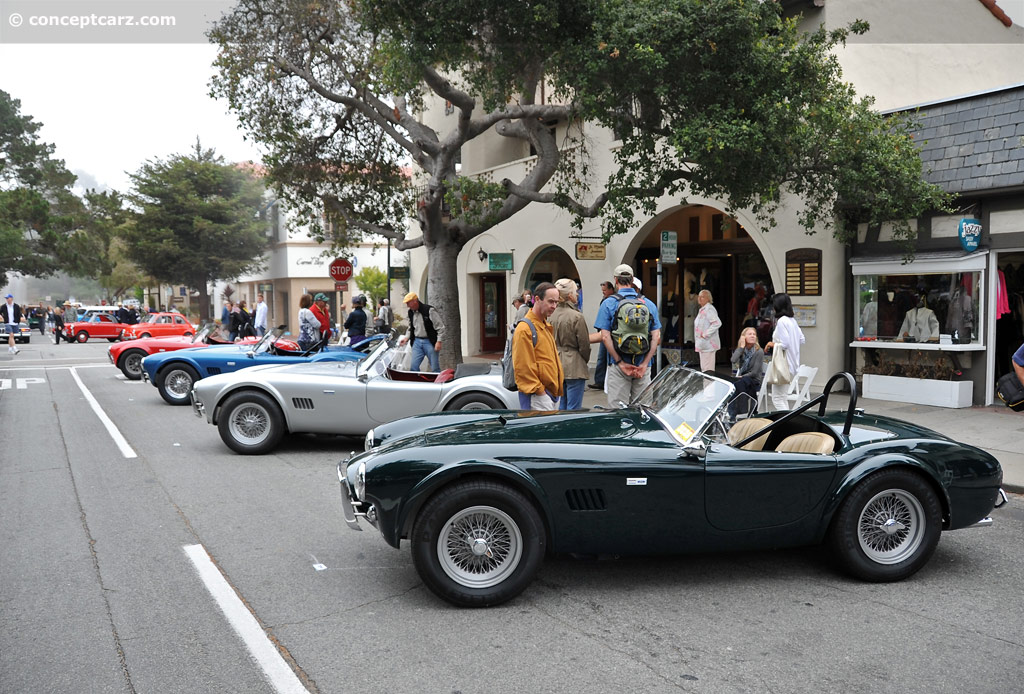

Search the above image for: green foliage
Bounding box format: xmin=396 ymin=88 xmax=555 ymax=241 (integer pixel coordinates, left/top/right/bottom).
xmin=353 ymin=265 xmax=388 ymax=305
xmin=0 ymin=90 xmax=81 ymax=282
xmin=123 ymin=144 xmax=269 ymax=318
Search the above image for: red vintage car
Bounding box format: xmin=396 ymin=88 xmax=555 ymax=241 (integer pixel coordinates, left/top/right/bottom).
xmin=121 ymin=312 xmax=198 ymax=340
xmin=64 ymin=313 xmax=130 ymax=343
xmin=107 ymin=323 xmax=257 ymax=380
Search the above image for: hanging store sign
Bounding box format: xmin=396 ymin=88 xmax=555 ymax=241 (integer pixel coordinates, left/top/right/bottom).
xmin=575 ymin=242 xmax=606 ymax=260
xmin=488 ymin=253 xmax=514 ymax=271
xmin=958 ymin=218 xmax=982 ymax=253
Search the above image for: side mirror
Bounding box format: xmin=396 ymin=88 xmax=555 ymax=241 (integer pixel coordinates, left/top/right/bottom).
xmin=680 ymin=440 xmax=706 ymax=459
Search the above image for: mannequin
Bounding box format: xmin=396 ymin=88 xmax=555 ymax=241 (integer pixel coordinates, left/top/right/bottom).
xmin=898 ymin=296 xmax=940 ymax=342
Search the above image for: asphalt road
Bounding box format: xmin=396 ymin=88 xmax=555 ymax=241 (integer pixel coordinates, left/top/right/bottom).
xmin=2 ymin=340 xmax=1023 ymax=694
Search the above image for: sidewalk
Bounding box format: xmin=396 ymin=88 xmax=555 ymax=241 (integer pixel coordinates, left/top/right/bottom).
xmin=469 ymin=353 xmax=1024 ymax=494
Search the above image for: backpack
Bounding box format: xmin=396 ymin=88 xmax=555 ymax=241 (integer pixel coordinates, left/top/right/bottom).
xmin=610 ymin=292 xmax=651 ymax=356
xmin=996 ymin=371 xmax=1024 ymax=412
xmin=502 ymin=317 xmax=537 ymax=392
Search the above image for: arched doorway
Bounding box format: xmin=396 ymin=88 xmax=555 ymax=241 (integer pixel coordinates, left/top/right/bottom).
xmin=522 ymin=245 xmax=579 ymax=294
xmin=629 ymin=206 xmax=775 ymax=370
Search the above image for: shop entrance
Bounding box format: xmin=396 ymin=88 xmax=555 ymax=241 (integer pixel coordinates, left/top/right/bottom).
xmin=631 ymin=206 xmax=773 ymax=372
xmin=479 ymin=274 xmax=507 ymax=353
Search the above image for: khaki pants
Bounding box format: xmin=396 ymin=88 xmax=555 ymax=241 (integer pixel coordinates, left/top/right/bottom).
xmin=606 ymin=362 xmax=652 ymax=408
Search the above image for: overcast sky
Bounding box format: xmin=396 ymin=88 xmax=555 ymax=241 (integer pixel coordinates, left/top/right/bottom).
xmin=2 ymin=0 xmax=1022 ymax=197
xmin=1 ymin=42 xmax=263 ymax=194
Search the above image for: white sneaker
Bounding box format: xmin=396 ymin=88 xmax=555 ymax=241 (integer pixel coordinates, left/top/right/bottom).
xmin=12 ymin=347 xmax=19 ymax=354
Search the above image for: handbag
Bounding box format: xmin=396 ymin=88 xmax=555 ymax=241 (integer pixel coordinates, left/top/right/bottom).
xmin=996 ymin=372 xmax=1024 ymax=412
xmin=764 ymin=346 xmax=792 ymax=386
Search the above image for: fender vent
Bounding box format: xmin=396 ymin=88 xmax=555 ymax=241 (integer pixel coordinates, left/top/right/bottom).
xmin=207 ymin=367 xmax=221 ymax=375
xmin=565 ymin=488 xmax=606 ymax=511
xmin=292 ymin=397 xmax=315 ymax=410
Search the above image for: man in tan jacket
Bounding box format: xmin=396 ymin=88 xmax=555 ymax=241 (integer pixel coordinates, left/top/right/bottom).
xmin=549 ymin=278 xmax=591 ymax=409
xmin=512 ymin=282 xmax=563 ymax=410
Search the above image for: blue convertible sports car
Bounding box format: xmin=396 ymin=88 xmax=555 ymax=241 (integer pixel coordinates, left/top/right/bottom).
xmin=141 ymin=328 xmax=383 ymax=405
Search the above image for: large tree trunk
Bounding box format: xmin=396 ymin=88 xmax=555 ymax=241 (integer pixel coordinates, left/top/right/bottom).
xmin=425 ymin=228 xmax=463 ymax=368
xmin=195 ymin=282 xmax=212 ymax=322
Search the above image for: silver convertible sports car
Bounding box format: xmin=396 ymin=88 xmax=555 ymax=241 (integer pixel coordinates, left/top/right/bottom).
xmin=191 ymin=335 xmax=519 ymax=454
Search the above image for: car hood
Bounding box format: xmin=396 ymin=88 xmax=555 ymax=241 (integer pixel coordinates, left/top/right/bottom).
xmin=371 ymin=408 xmax=650 ymax=452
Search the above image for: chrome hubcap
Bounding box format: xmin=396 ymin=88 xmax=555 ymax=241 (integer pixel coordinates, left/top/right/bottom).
xmin=438 ymin=505 xmax=522 ymax=588
xmin=857 ymin=489 xmax=924 ymax=565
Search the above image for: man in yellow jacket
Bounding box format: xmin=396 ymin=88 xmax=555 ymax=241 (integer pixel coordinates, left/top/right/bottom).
xmin=512 ymin=282 xmax=564 ymax=410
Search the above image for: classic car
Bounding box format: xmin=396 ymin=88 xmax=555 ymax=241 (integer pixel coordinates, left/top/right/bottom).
xmin=7 ymin=320 xmax=33 ymax=344
xmin=121 ymin=312 xmax=198 ymax=340
xmin=338 ymin=367 xmax=1007 ymax=607
xmin=190 ymin=334 xmax=518 ymax=455
xmin=143 ymin=328 xmax=383 ymax=406
xmin=63 ymin=313 xmax=130 ymax=343
xmin=108 ymin=323 xmax=258 ymax=380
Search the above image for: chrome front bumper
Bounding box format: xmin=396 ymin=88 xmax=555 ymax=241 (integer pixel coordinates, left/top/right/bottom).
xmin=337 ymin=460 xmax=376 ymax=531
xmin=190 ymin=390 xmax=205 ymax=418
xmin=967 ymin=489 xmax=1008 ymax=529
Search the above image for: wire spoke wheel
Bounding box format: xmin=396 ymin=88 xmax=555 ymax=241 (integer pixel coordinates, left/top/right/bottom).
xmin=123 ymin=352 xmax=143 ymax=378
xmin=438 ymin=505 xmax=523 ymax=589
xmin=857 ymin=489 xmax=925 ymax=565
xmin=165 ymin=370 xmax=193 ymax=398
xmin=228 ymin=402 xmax=272 ymax=445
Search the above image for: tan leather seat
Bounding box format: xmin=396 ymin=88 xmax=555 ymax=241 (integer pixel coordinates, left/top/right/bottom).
xmin=775 ymin=432 xmax=835 ymax=455
xmin=727 ymin=417 xmax=772 ymax=451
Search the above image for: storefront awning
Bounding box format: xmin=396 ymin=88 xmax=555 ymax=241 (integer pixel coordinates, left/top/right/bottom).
xmin=849 ymin=250 xmax=988 ymax=275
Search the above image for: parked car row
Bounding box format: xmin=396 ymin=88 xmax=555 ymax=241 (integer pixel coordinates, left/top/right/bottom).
xmin=65 ymin=311 xmax=198 ymax=343
xmin=104 ymin=327 xmax=1008 ymax=609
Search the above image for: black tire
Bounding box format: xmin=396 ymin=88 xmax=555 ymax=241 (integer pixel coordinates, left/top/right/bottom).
xmin=411 ymin=479 xmax=545 ymax=607
xmin=216 ymin=390 xmax=286 ymax=455
xmin=828 ymin=468 xmax=942 ymax=582
xmin=139 ymin=332 xmax=151 ymax=339
xmin=157 ymin=363 xmax=199 ymax=406
xmin=75 ymin=330 xmax=89 ymax=343
xmin=182 ymin=332 xmax=193 ymax=338
xmin=107 ymin=337 xmax=118 ymax=342
xmin=444 ymin=392 xmax=504 ymax=411
xmin=118 ymin=349 xmax=147 ymax=380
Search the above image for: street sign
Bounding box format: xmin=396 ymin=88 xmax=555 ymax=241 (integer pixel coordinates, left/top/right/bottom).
xmin=334 ymin=281 xmax=348 ymax=292
xmin=389 ymin=266 xmax=410 ymax=280
xmin=488 ymin=253 xmax=513 ymax=271
xmin=329 ymin=258 xmax=353 ymax=282
xmin=660 ymin=231 xmax=677 ymax=265
xmin=575 ymin=242 xmax=606 ymax=260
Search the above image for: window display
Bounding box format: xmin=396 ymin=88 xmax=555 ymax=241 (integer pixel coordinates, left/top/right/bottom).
xmin=855 ymin=271 xmax=981 ymax=345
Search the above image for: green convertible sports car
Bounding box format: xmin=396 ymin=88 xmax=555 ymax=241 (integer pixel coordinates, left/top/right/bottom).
xmin=339 ymin=367 xmax=1007 ymax=607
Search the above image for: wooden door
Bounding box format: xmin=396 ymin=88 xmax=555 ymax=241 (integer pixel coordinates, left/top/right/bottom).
xmin=480 ymin=275 xmax=506 ymax=353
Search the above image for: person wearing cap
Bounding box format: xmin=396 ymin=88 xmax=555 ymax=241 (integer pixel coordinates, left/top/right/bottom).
xmin=344 ymin=295 xmax=369 ymax=344
xmin=311 ymin=293 xmax=333 ymax=341
xmin=512 ymin=282 xmax=564 ymax=410
xmin=594 ymin=264 xmax=662 ymax=407
xmin=550 ymin=278 xmax=591 ymax=410
xmin=374 ymin=297 xmax=393 ymax=334
xmin=2 ymin=293 xmax=22 ymax=354
xmin=509 ymin=295 xmax=525 ymax=334
xmin=403 ymin=291 xmax=444 ymax=372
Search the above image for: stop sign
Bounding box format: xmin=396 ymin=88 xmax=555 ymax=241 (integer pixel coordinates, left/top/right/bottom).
xmin=329 ymin=258 xmax=353 ymax=282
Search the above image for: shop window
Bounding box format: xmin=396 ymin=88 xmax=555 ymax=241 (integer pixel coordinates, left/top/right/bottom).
xmin=785 ymin=249 xmax=821 ymax=296
xmin=854 ymin=270 xmax=981 ymax=345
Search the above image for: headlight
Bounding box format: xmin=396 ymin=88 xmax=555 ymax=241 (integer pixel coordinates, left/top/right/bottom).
xmin=364 ymin=428 xmax=375 ymax=451
xmin=354 ymin=461 xmax=367 ymax=501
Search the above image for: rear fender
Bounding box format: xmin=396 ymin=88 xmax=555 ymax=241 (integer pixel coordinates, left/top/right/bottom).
xmin=393 ymin=461 xmax=552 ymax=548
xmin=816 ymin=455 xmax=952 ymax=542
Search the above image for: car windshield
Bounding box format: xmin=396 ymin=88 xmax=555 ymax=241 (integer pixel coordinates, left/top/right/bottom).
xmin=633 ymin=366 xmax=734 ymax=446
xmin=357 ymin=333 xmax=399 ymax=378
xmin=192 ymin=323 xmax=216 ymax=343
xmin=249 ymin=328 xmax=282 ymax=354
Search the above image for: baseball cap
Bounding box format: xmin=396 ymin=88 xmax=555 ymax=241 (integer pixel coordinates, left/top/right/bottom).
xmin=613 ymin=264 xmax=633 ymax=278
xmin=313 ymin=292 xmax=329 ymax=302
xmin=403 ymin=291 xmax=419 ymax=303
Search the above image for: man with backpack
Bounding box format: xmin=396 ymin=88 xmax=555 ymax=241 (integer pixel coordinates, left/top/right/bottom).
xmin=511 ymin=282 xmax=564 ymax=410
xmin=595 ymin=264 xmax=662 ymax=407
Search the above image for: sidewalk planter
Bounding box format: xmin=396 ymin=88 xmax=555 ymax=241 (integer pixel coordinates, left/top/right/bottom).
xmin=862 ymin=374 xmax=973 ymax=408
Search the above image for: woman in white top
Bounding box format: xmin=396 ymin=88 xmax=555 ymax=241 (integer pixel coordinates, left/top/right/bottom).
xmin=297 ymin=293 xmax=321 ymax=351
xmin=765 ymin=293 xmax=806 ymax=410
xmin=694 ymin=289 xmax=722 ymax=372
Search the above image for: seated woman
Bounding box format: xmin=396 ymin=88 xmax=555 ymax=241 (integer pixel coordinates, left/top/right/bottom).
xmin=728 ymin=327 xmax=764 ymax=422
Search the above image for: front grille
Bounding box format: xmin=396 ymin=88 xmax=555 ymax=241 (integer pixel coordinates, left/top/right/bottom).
xmin=565 ymin=488 xmax=607 ymax=511
xmin=292 ymin=397 xmax=315 ymax=410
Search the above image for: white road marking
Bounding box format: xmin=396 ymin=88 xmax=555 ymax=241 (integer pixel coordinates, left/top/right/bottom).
xmin=68 ymin=367 xmax=138 ymax=459
xmin=0 ymin=363 xmax=111 ymax=371
xmin=183 ymin=544 xmax=310 ymax=694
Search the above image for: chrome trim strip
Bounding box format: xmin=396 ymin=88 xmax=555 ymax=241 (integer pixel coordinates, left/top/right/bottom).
xmin=994 ymin=488 xmax=1008 ymax=509
xmin=337 ymin=462 xmax=363 ymax=531
xmin=966 ymin=517 xmax=993 ymax=529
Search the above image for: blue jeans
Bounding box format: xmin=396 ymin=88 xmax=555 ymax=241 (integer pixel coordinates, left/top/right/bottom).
xmin=256 ymin=326 xmax=267 ymax=338
xmin=410 ymin=338 xmax=440 ymax=372
xmin=593 ymin=343 xmax=608 ymax=386
xmin=559 ymin=379 xmax=586 ymax=410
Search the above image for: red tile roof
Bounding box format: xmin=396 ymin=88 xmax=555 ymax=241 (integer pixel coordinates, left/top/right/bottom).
xmin=978 ymin=0 xmax=1014 ymax=27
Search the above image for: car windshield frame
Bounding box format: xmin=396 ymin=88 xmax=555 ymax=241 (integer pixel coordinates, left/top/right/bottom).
xmin=248 ymin=328 xmax=283 ymax=355
xmin=632 ymin=366 xmax=735 ymax=446
xmin=357 ymin=333 xmax=398 ymax=379
xmin=192 ymin=323 xmax=217 ymax=343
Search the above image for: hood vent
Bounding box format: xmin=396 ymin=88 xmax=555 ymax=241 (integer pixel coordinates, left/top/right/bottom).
xmin=292 ymin=397 xmax=314 ymax=410
xmin=565 ymin=488 xmax=606 ymax=511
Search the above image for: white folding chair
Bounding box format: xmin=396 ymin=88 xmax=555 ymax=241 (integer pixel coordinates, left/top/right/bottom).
xmin=784 ymin=365 xmax=818 ymax=409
